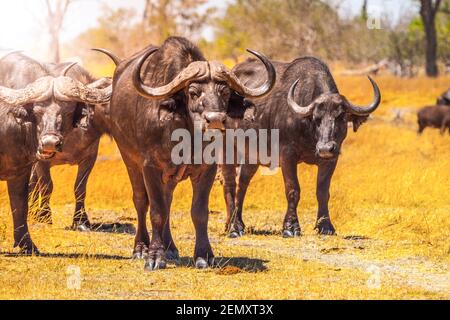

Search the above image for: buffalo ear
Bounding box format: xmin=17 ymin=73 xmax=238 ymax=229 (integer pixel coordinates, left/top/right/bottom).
xmin=243 ymin=99 xmax=256 ymax=122
xmin=227 ymin=92 xmax=255 ymax=121
xmin=349 ymin=114 xmax=369 ymax=132
xmin=73 ymin=103 xmax=94 ymax=130
xmin=158 ymin=98 xmax=178 ymax=122
xmin=8 ymin=105 xmax=31 ymax=125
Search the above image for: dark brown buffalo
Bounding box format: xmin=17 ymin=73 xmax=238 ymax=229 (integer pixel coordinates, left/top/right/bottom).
xmin=221 ymin=56 xmax=381 ymax=238
xmin=29 ymin=49 xmax=120 ymax=231
xmin=417 ymin=105 xmax=450 ymax=135
xmin=436 ymin=89 xmax=450 ymax=106
xmin=109 ymin=37 xmax=275 ymax=270
xmin=0 ymin=52 xmax=112 ymax=253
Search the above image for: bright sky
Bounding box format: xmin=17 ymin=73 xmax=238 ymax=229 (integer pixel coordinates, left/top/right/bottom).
xmin=0 ymin=0 xmax=416 ymax=59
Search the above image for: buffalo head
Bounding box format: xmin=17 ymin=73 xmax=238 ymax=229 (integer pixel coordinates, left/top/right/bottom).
xmin=0 ymin=62 xmax=112 ymax=160
xmin=132 ymin=47 xmax=275 ymax=131
xmin=287 ymin=76 xmax=381 ymax=159
xmin=437 ymin=89 xmax=450 ymax=106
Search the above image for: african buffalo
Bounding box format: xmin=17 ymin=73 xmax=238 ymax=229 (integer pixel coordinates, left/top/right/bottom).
xmin=221 ymin=56 xmax=381 ymax=238
xmin=436 ymin=89 xmax=450 ymax=106
xmin=0 ymin=52 xmax=112 ymax=253
xmin=417 ymin=105 xmax=450 ymax=135
xmin=29 ymin=49 xmax=120 ymax=231
xmin=109 ymin=37 xmax=275 ymax=270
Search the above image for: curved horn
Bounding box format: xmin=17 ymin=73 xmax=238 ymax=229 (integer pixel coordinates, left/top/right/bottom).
xmin=221 ymin=49 xmax=276 ymax=98
xmin=132 ymin=47 xmax=208 ymax=100
xmin=242 ymin=49 xmax=276 ymax=97
xmin=346 ymin=76 xmax=381 ymax=116
xmin=287 ymin=78 xmax=316 ymax=118
xmin=61 ymin=62 xmax=78 ymax=77
xmin=54 ymin=76 xmax=111 ymax=105
xmin=92 ymin=48 xmax=121 ymax=66
xmin=87 ymin=77 xmax=113 ymax=89
xmin=0 ymin=76 xmax=53 ymax=107
xmin=56 ymin=49 xmax=119 ymax=104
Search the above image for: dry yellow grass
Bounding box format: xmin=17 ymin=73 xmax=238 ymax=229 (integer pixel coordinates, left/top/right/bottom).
xmin=0 ymin=75 xmax=449 ymax=300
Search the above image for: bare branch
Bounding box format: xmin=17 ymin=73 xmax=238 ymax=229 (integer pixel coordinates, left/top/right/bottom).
xmin=44 ymin=0 xmax=73 ymax=63
xmin=433 ymin=0 xmax=442 ymax=13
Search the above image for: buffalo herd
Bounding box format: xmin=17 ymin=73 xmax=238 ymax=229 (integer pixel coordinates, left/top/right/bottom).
xmin=0 ymin=36 xmax=446 ymax=270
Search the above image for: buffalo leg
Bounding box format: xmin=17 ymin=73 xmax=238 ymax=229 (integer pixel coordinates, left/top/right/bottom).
xmin=124 ymin=162 xmax=150 ymax=259
xmin=143 ymin=165 xmax=168 ymax=271
xmin=29 ymin=162 xmax=53 ymax=224
xmin=221 ymin=164 xmax=237 ymax=232
xmin=315 ymin=160 xmax=338 ymax=235
xmin=440 ymin=122 xmax=446 ymax=135
xmin=281 ymin=156 xmax=301 ymax=238
xmin=191 ymin=165 xmax=216 ymax=269
xmin=440 ymin=117 xmax=450 ymax=135
xmin=229 ymin=164 xmax=258 ymax=238
xmin=162 ymin=181 xmax=179 ymax=260
xmin=72 ymin=153 xmax=98 ymax=231
xmin=7 ymin=170 xmax=39 ymax=254
xmin=417 ymin=119 xmax=425 ymax=134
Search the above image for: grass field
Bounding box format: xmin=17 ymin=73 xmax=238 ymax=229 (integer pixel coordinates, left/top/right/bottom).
xmin=0 ymin=75 xmax=449 ymax=299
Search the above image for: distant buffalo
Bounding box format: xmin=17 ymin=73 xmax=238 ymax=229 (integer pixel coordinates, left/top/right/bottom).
xmin=0 ymin=52 xmax=112 ymax=254
xmin=417 ymin=105 xmax=450 ymax=135
xmin=29 ymin=49 xmax=119 ymax=231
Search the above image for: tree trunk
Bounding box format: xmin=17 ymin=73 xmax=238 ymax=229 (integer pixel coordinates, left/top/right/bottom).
xmin=143 ymin=0 xmax=151 ymax=25
xmin=45 ymin=0 xmax=71 ymax=63
xmin=361 ymin=0 xmax=368 ymax=20
xmin=50 ymin=32 xmax=60 ymax=63
xmin=420 ymin=0 xmax=441 ymax=77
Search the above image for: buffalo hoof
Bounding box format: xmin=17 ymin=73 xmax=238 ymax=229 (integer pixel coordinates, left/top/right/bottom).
xmin=72 ymin=214 xmax=91 ymax=232
xmin=144 ymin=258 xmax=167 ymax=271
xmin=282 ymin=223 xmax=301 ymax=238
xmin=227 ymin=222 xmax=245 ymax=238
xmin=282 ymin=229 xmax=301 ymax=238
xmin=315 ymin=219 xmax=336 ymax=235
xmin=165 ymin=248 xmax=180 ymax=260
xmin=72 ymin=222 xmax=91 ymax=232
xmin=195 ymin=257 xmax=215 ymax=269
xmin=144 ymin=250 xmax=167 ymax=271
xmin=132 ymin=243 xmax=149 ymax=260
xmin=229 ymin=229 xmax=245 ymax=238
xmin=19 ymin=242 xmax=40 ymax=256
xmin=34 ymin=208 xmax=53 ymax=224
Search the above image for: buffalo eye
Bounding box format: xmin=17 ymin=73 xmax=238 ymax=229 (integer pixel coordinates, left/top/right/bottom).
xmin=313 ymin=116 xmax=322 ymax=125
xmin=189 ymin=89 xmax=200 ymax=100
xmin=336 ymin=112 xmax=345 ymax=121
xmin=8 ymin=106 xmax=29 ymax=124
xmin=217 ymin=84 xmax=229 ymax=94
xmin=32 ymin=105 xmax=45 ymax=116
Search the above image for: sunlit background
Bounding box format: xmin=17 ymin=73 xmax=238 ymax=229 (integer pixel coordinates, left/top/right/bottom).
xmin=0 ymin=0 xmax=412 ymax=62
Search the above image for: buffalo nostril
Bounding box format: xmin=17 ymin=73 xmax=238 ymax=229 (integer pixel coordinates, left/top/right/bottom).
xmin=40 ymin=135 xmax=63 ymax=153
xmin=322 ymin=142 xmax=337 ymax=153
xmin=203 ymin=112 xmax=227 ymax=127
xmin=55 ymin=141 xmax=63 ymax=152
xmin=317 ymin=142 xmax=337 ymax=158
